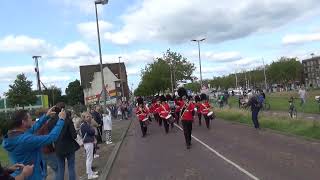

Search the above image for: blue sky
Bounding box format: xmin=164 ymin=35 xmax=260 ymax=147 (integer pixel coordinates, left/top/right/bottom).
xmin=1 ymin=0 xmax=320 ymax=96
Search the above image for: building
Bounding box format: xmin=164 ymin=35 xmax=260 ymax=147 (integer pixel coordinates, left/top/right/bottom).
xmin=302 ymin=56 xmax=320 ymax=88
xmin=79 ymin=63 xmax=129 ymax=105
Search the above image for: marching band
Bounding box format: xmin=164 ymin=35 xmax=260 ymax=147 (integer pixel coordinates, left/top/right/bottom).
xmin=134 ymin=87 xmax=216 ymax=149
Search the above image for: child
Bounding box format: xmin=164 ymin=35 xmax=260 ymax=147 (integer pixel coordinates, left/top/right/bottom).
xmin=103 ymin=107 xmax=112 ymax=144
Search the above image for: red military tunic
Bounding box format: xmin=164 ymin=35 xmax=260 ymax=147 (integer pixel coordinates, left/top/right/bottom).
xmin=199 ymin=102 xmax=211 ymax=115
xmin=136 ymin=106 xmax=149 ymax=121
xmin=175 ymin=99 xmax=183 ymax=113
xmin=180 ymin=101 xmax=195 ymax=121
xmin=157 ymin=103 xmax=170 ymax=119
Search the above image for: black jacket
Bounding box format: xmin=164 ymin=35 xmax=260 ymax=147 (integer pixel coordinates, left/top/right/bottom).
xmin=80 ymin=122 xmax=95 ymax=143
xmin=247 ymin=96 xmax=260 ymax=111
xmin=92 ymin=111 xmax=103 ymax=125
xmin=54 ymin=119 xmax=80 ymax=157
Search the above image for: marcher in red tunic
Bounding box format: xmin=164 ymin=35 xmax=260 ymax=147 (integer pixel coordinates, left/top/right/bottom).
xmin=135 ymin=97 xmax=149 ymax=137
xmin=178 ymin=88 xmax=195 ymax=149
xmin=194 ymin=95 xmax=202 ymax=126
xmin=200 ymin=93 xmax=214 ymax=129
xmin=158 ymin=95 xmax=171 ymax=134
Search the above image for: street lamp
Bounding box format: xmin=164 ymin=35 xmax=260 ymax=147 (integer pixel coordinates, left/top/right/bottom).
xmin=191 ymin=38 xmax=206 ymax=89
xmin=94 ymin=0 xmax=108 ymax=110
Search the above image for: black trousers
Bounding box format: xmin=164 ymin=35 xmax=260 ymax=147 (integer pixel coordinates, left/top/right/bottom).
xmin=139 ymin=121 xmax=147 ymax=137
xmin=203 ymin=115 xmax=211 ymax=129
xmin=96 ymin=125 xmax=103 ymax=143
xmin=154 ymin=113 xmax=160 ymax=122
xmin=252 ymin=109 xmax=260 ymax=129
xmin=197 ymin=113 xmax=202 ymax=126
xmin=182 ymin=120 xmax=193 ymax=146
xmin=162 ymin=118 xmax=169 ymax=133
xmin=175 ymin=111 xmax=180 ymax=125
xmin=158 ymin=115 xmax=163 ymax=126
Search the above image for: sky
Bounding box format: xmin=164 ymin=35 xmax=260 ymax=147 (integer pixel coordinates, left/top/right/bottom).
xmin=1 ymin=0 xmax=320 ymax=96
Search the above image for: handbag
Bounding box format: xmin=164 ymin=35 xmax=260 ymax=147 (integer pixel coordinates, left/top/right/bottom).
xmin=75 ymin=132 xmax=87 ymax=147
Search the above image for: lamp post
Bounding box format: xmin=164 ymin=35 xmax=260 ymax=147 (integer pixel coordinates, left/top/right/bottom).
xmin=32 ymin=56 xmax=42 ymax=92
xmin=191 ymin=38 xmax=206 ymax=89
xmin=262 ymin=58 xmax=268 ymax=91
xmin=94 ymin=0 xmax=108 ymax=110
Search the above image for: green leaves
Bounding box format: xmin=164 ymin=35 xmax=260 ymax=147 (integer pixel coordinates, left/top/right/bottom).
xmin=5 ymin=74 xmax=37 ymax=108
xmin=135 ymin=49 xmax=195 ymax=96
xmin=65 ymin=79 xmax=84 ymax=105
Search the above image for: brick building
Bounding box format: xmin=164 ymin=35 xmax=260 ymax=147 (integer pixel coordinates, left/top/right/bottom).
xmin=79 ymin=63 xmax=129 ymax=105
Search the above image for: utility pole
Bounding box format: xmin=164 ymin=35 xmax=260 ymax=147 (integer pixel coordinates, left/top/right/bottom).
xmin=235 ymin=71 xmax=238 ymax=88
xmin=118 ymin=56 xmax=125 ymax=101
xmin=191 ymin=38 xmax=206 ymax=89
xmin=33 ymin=56 xmax=42 ymax=92
xmin=263 ymin=58 xmax=268 ymax=91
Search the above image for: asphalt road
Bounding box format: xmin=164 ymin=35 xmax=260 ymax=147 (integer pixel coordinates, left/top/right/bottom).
xmin=108 ymin=118 xmax=320 ymax=180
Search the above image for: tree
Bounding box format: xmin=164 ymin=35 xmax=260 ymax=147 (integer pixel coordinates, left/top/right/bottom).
xmin=65 ymin=80 xmax=84 ymax=105
xmin=42 ymin=86 xmax=63 ymax=106
xmin=135 ymin=50 xmax=196 ymax=96
xmin=184 ymin=82 xmax=201 ymax=93
xmin=5 ymin=74 xmax=37 ymax=109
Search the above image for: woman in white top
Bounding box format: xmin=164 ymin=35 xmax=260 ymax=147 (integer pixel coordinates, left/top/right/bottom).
xmin=103 ymin=107 xmax=112 ymax=144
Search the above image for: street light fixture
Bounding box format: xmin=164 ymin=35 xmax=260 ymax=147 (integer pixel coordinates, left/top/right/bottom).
xmin=191 ymin=38 xmax=206 ymax=90
xmin=94 ymin=0 xmax=108 ymax=110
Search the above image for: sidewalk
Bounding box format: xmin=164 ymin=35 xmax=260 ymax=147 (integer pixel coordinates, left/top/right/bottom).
xmin=46 ymin=118 xmax=131 ymax=180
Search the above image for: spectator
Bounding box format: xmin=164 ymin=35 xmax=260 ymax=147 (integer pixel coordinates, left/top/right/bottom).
xmin=103 ymin=107 xmax=112 ymax=144
xmin=80 ymin=112 xmax=99 ymax=179
xmin=91 ymin=106 xmax=103 ymax=143
xmin=35 ymin=108 xmax=59 ymax=180
xmin=2 ymin=107 xmax=66 ymax=180
xmin=0 ymin=163 xmax=34 ymax=180
xmin=298 ymin=86 xmax=307 ymax=106
xmin=55 ymin=110 xmax=80 ymax=180
xmin=246 ymin=94 xmax=261 ymax=129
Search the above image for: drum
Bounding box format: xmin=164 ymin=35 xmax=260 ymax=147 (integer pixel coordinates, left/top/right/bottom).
xmin=165 ymin=114 xmax=172 ymax=120
xmin=142 ymin=117 xmax=149 ymax=122
xmin=207 ymin=111 xmax=213 ymax=116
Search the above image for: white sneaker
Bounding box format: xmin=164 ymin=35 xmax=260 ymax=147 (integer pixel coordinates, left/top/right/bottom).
xmin=93 ymin=171 xmax=99 ymax=175
xmin=94 ymin=154 xmax=100 ymax=159
xmin=106 ymin=141 xmax=113 ymax=144
xmin=88 ymin=174 xmax=99 ymax=179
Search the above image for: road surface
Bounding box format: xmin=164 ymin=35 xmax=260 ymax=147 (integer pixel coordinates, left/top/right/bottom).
xmin=108 ymin=118 xmax=320 ymax=180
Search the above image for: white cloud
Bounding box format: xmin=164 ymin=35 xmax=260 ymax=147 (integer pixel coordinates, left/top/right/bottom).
xmin=282 ymin=32 xmax=320 ymax=45
xmin=104 ymin=0 xmax=320 ymax=45
xmin=77 ymin=21 xmax=113 ymax=40
xmin=59 ymin=0 xmax=103 ymax=14
xmin=0 ymin=35 xmax=53 ymax=55
xmin=41 ymin=75 xmax=73 ymax=84
xmin=189 ymin=50 xmax=242 ymax=63
xmin=0 ymin=66 xmax=34 ymax=80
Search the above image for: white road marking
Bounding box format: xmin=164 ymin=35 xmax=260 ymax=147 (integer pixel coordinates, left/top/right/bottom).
xmin=175 ymin=124 xmax=260 ymax=180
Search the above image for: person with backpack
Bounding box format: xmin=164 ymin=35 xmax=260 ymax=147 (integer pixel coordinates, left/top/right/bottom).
xmin=55 ymin=110 xmax=80 ymax=180
xmin=246 ymin=93 xmax=261 ymax=129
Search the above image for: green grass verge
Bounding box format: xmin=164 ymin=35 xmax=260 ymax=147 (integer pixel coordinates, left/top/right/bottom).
xmin=228 ymin=90 xmax=320 ymax=114
xmin=216 ymin=108 xmax=320 ymax=140
xmin=0 ymin=146 xmax=9 ymax=165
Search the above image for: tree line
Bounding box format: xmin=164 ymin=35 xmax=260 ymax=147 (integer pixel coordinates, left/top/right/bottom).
xmin=135 ymin=55 xmax=304 ymax=96
xmin=4 ymin=74 xmax=85 ymax=109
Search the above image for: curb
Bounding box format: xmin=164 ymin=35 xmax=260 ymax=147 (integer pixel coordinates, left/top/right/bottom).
xmin=98 ymin=119 xmax=133 ymax=180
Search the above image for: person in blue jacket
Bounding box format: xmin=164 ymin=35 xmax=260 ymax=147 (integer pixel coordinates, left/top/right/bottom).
xmin=2 ymin=106 xmax=66 ymax=180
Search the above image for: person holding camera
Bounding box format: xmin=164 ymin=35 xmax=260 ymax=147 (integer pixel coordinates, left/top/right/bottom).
xmin=0 ymin=163 xmax=34 ymax=180
xmin=2 ymin=106 xmax=66 ymax=180
xmin=55 ymin=110 xmax=80 ymax=180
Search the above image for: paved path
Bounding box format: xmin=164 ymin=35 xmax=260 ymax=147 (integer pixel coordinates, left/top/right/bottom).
xmin=109 ymin=119 xmax=320 ymax=180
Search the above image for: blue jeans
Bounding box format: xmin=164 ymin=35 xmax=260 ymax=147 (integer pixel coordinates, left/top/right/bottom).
xmin=57 ymin=152 xmax=76 ymax=180
xmin=42 ymin=153 xmax=59 ymax=180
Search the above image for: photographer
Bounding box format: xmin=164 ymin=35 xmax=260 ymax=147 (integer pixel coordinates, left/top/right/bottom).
xmin=2 ymin=106 xmax=66 ymax=180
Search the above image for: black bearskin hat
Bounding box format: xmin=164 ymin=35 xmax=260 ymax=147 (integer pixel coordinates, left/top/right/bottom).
xmin=166 ymin=94 xmax=172 ymax=101
xmin=177 ymin=87 xmax=188 ymax=98
xmin=194 ymin=95 xmax=201 ymax=102
xmin=160 ymin=95 xmax=166 ymax=102
xmin=137 ymin=97 xmax=144 ymax=105
xmin=200 ymin=93 xmax=208 ymax=101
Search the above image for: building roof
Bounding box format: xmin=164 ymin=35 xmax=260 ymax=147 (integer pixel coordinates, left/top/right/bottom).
xmin=302 ymin=56 xmax=320 ymax=63
xmin=79 ymin=63 xmax=127 ymax=89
